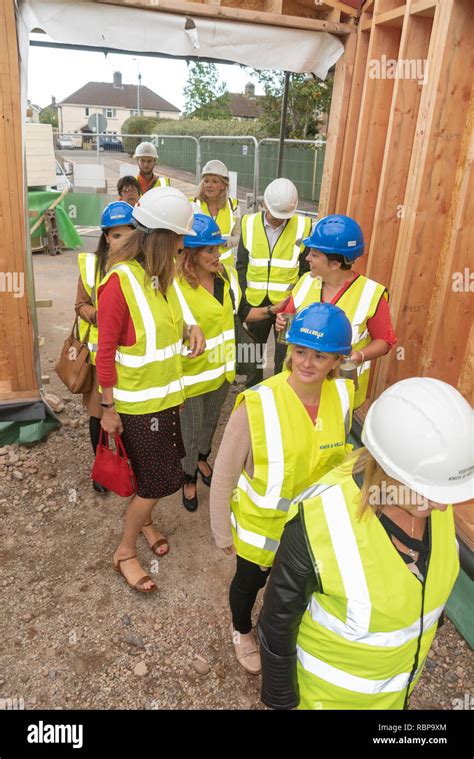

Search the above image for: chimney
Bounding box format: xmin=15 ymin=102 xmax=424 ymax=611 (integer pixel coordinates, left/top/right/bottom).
xmin=52 ymin=96 xmax=56 ymax=107
xmin=113 ymin=71 xmax=123 ymax=89
xmin=244 ymin=82 xmax=255 ymax=100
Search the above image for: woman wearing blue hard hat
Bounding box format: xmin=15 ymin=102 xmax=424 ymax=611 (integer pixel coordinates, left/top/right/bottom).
xmin=258 ymin=378 xmax=473 ymax=710
xmin=276 ymin=214 xmax=397 ymax=409
xmin=210 ymin=302 xmax=355 ymax=674
xmin=175 ymin=213 xmax=290 ymax=512
xmin=75 ymin=201 xmax=135 ymax=494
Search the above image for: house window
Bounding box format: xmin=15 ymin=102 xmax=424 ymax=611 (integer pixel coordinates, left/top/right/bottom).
xmin=130 ymin=109 xmax=140 ymax=117
xmin=85 ymin=107 xmax=90 ymax=116
xmin=104 ymin=108 xmax=116 ymax=118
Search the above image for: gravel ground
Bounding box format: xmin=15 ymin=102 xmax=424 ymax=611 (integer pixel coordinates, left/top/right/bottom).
xmin=1 ymin=387 xmax=472 ymax=711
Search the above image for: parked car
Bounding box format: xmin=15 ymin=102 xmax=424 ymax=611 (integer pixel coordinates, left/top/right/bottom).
xmin=57 ymin=135 xmax=75 ymax=150
xmin=47 ymin=160 xmax=73 ymax=192
xmin=98 ymin=136 xmax=124 ymax=152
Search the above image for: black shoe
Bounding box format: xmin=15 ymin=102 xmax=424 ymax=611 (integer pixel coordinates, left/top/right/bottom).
xmin=93 ymin=480 xmax=108 ymax=494
xmin=197 ymin=453 xmax=213 ymax=487
xmin=182 ymin=472 xmax=198 ymax=512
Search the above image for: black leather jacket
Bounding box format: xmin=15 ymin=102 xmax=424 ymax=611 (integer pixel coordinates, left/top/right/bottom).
xmin=257 ymin=506 xmax=319 ymax=710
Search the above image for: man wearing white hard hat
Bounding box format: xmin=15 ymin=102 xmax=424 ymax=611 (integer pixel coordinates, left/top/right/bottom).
xmin=96 ymin=187 xmax=205 ymax=595
xmin=190 ymin=159 xmax=240 ymax=265
xmin=236 ymin=178 xmax=311 ymax=387
xmin=134 ymin=141 xmax=170 ymax=195
xmin=258 ymin=377 xmax=474 ymax=710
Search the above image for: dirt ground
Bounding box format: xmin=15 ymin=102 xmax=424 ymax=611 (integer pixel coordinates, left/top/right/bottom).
xmin=0 ymin=216 xmax=471 ymax=711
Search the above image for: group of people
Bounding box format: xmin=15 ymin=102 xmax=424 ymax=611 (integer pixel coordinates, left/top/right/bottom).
xmin=73 ymin=142 xmax=473 ymax=710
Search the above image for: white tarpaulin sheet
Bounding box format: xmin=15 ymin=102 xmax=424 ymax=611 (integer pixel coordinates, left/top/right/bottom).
xmin=17 ymin=0 xmax=344 ymax=80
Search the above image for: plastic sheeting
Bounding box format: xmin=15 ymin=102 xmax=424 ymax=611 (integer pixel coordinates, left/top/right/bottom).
xmin=17 ymin=0 xmax=344 ymax=80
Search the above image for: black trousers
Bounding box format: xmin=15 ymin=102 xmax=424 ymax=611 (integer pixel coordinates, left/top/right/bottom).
xmin=246 ymin=306 xmax=288 ymax=388
xmin=89 ymin=416 xmax=101 ymax=454
xmin=229 ymin=555 xmax=271 ymax=634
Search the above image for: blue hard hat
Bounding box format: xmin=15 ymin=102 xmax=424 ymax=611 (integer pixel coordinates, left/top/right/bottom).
xmin=183 ymin=213 xmax=227 ymax=248
xmin=287 ymin=302 xmax=352 ymax=354
xmin=101 ymin=201 xmax=135 ymax=230
xmin=302 ymin=214 xmax=364 ymax=259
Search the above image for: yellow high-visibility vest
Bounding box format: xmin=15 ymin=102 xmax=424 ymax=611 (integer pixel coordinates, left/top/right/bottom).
xmin=98 ymin=259 xmax=185 ymax=414
xmin=289 ymin=463 xmax=459 ymax=710
xmin=190 ymin=197 xmax=239 ymax=262
xmin=292 ymin=272 xmax=387 ymax=408
xmin=231 ymin=371 xmax=354 ymax=567
xmin=174 ymin=270 xmax=237 ymax=399
xmin=77 ymin=252 xmax=102 ymax=366
xmin=242 ymin=212 xmax=311 ymax=306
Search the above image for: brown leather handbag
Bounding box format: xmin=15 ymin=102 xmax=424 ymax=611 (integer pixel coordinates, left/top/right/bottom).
xmin=54 ymin=317 xmax=93 ymax=394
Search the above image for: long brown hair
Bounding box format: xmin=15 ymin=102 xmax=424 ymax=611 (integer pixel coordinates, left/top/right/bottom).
xmin=196 ymin=176 xmax=229 ymax=211
xmin=94 ymin=232 xmax=109 ymax=279
xmin=175 ymin=247 xmax=206 ymax=289
xmin=107 ymin=228 xmax=179 ymax=293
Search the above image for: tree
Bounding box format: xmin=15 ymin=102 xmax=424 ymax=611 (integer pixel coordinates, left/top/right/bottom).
xmin=251 ymin=70 xmax=333 ymax=139
xmin=39 ymin=106 xmax=58 ymax=128
xmin=183 ymin=62 xmax=232 ymax=120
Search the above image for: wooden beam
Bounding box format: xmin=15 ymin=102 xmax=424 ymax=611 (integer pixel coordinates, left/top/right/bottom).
xmin=96 ymin=0 xmax=355 ymax=34
xmin=418 ymin=96 xmax=473 ymax=393
xmin=318 ymin=33 xmax=357 ymax=215
xmin=334 ymin=26 xmax=371 ymax=211
xmin=372 ymin=0 xmax=474 ymax=398
xmin=346 ymin=16 xmax=402 ymax=259
xmin=410 ymin=0 xmax=437 ymax=17
xmin=0 ymin=0 xmax=38 ymax=398
xmin=366 ymin=6 xmax=432 ymax=287
xmin=374 ymin=6 xmax=406 ymax=27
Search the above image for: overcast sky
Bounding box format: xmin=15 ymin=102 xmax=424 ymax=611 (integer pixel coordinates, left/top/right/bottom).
xmin=27 ymin=35 xmax=263 ymax=111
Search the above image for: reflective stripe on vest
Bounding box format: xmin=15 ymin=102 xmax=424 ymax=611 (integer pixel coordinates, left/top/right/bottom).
xmin=174 ymin=275 xmax=236 ymax=398
xmin=98 ymin=260 xmax=185 ymax=414
xmin=297 ymin=646 xmax=422 ymax=695
xmin=243 ymin=213 xmax=310 ymax=305
xmin=294 ymin=469 xmax=459 ymax=709
xmin=231 ymin=373 xmax=354 ymax=567
xmin=78 ymin=252 xmax=101 ymax=366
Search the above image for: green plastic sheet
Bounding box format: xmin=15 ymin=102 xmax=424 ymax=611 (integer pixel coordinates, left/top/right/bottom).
xmin=28 ymin=190 xmax=83 ymax=249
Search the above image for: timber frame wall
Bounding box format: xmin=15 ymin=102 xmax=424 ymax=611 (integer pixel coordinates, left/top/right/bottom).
xmin=319 ymin=0 xmax=473 ymax=413
xmin=0 ymin=0 xmax=39 ymax=405
xmin=318 ymin=0 xmax=473 ymax=547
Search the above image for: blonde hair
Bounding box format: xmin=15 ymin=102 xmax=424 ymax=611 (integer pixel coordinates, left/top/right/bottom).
xmin=339 ymin=447 xmax=402 ymax=521
xmin=196 ymin=175 xmax=229 ymax=211
xmin=107 ymin=228 xmax=178 ymax=293
xmin=284 ymin=344 xmax=342 ymax=380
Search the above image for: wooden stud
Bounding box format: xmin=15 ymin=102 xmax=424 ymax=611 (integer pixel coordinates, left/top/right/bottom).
xmin=97 ymin=0 xmax=355 ymax=34
xmin=318 ymin=32 xmax=357 ymax=215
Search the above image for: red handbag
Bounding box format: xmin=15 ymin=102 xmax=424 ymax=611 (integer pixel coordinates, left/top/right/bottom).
xmin=91 ymin=430 xmax=138 ymax=497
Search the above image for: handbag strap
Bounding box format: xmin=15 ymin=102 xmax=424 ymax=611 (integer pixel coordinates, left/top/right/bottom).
xmin=220 ymin=267 xmax=237 ymax=314
xmin=73 ymin=315 xmax=92 ymax=343
xmin=97 ymin=428 xmax=128 ymax=461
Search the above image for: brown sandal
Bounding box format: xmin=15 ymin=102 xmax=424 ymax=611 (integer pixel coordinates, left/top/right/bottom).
xmin=142 ymin=521 xmax=170 ymax=557
xmin=112 ymin=554 xmax=157 ymax=593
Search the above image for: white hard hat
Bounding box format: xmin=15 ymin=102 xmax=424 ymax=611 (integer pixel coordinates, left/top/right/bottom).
xmin=362 ymin=378 xmax=474 ymax=504
xmin=202 ymin=160 xmax=229 ymax=179
xmin=264 ymin=178 xmax=298 ymax=219
xmin=132 ymin=187 xmax=196 ymax=235
xmin=134 ymin=141 xmax=158 ymax=159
